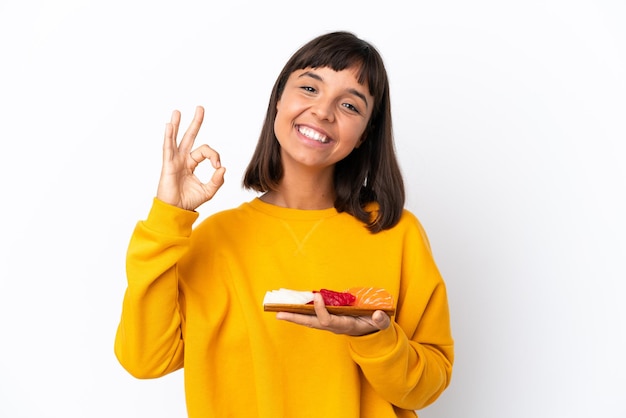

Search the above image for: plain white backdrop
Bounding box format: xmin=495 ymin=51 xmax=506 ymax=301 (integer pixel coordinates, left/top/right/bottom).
xmin=1 ymin=1 xmax=624 ymax=417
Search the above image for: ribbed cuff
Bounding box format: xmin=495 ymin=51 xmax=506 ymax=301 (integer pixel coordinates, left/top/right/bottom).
xmin=143 ymin=198 xmax=200 ymax=237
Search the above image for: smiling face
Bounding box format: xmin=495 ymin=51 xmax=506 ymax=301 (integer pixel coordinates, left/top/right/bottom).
xmin=273 ymin=66 xmax=374 ymax=176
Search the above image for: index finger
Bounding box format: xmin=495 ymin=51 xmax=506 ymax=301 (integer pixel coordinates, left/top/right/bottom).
xmin=178 ymin=106 xmax=205 ymax=153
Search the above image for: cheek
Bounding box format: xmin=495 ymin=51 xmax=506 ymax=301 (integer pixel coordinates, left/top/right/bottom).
xmin=273 ymin=106 xmax=289 ymax=144
xmin=273 ymin=104 xmax=283 ymax=128
xmin=273 ymin=98 xmax=297 ymax=140
xmin=273 ymin=116 xmax=280 ymax=141
xmin=348 ymin=122 xmax=368 ymax=145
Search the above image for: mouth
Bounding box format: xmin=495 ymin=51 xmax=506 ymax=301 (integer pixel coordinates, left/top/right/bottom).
xmin=297 ymin=125 xmax=331 ymax=144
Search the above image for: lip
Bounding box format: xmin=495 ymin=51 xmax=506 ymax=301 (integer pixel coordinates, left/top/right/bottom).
xmin=296 ymin=124 xmax=334 ymax=145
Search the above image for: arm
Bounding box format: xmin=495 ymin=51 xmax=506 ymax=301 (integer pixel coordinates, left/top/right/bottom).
xmin=348 ymin=283 xmax=454 ymax=410
xmin=114 ymin=106 xmax=226 ymax=378
xmin=114 ymin=199 xmax=198 ymax=378
xmin=347 ymin=219 xmax=454 ymax=410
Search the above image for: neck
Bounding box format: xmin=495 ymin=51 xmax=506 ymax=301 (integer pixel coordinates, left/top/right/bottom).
xmin=262 ymin=166 xmax=335 ymax=210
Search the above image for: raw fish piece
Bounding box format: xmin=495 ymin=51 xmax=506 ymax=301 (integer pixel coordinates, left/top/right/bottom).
xmin=347 ymin=287 xmax=394 ymax=309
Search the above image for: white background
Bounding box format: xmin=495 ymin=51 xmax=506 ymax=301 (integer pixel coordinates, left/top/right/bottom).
xmin=1 ymin=1 xmax=624 ymax=417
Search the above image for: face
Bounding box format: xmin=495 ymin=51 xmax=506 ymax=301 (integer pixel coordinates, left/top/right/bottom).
xmin=274 ymin=66 xmax=374 ymax=174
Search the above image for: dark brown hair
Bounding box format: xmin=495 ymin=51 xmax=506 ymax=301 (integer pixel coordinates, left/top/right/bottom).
xmin=243 ymin=31 xmax=405 ymax=233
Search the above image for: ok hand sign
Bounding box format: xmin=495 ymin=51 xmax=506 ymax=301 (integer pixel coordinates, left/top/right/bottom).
xmin=156 ymin=106 xmax=226 ymax=211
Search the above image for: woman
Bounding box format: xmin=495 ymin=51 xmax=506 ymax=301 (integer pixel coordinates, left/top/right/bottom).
xmin=115 ymin=31 xmax=454 ymax=417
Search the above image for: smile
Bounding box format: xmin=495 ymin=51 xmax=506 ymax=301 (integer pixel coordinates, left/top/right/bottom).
xmin=298 ymin=126 xmax=330 ymax=144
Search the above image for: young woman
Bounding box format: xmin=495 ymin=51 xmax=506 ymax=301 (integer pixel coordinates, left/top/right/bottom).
xmin=115 ymin=31 xmax=454 ymax=418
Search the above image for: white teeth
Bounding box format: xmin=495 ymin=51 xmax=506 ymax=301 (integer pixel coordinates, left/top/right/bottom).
xmin=298 ymin=126 xmax=328 ymax=143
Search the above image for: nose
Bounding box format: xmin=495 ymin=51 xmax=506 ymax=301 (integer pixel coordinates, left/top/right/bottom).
xmin=311 ymin=98 xmax=335 ymax=122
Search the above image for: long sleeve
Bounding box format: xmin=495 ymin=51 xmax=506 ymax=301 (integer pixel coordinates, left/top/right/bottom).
xmin=114 ymin=198 xmax=199 ymax=378
xmin=347 ymin=212 xmax=454 ymax=410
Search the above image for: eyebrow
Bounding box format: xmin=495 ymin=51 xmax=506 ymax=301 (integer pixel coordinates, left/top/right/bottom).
xmin=298 ymin=71 xmax=369 ymax=109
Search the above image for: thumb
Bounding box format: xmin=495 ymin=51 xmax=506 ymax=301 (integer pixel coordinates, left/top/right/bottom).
xmin=204 ymin=166 xmax=226 ymax=197
xmin=372 ymin=310 xmax=391 ymax=330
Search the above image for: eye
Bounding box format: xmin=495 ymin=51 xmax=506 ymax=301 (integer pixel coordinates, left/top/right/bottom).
xmin=300 ymin=86 xmax=317 ymax=93
xmin=342 ymin=102 xmax=361 ymax=114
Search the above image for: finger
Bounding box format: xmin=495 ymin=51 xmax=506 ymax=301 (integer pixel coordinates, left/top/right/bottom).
xmin=178 ymin=106 xmax=204 ymax=153
xmin=170 ymin=109 xmax=181 ymax=142
xmin=162 ymin=122 xmax=177 ymax=163
xmin=312 ymin=293 xmax=333 ymax=327
xmin=203 ymin=166 xmax=227 ymax=198
xmin=371 ymin=310 xmax=391 ymax=330
xmin=276 ymin=311 xmax=319 ymax=329
xmin=189 ymin=144 xmax=221 ymax=170
xmin=162 ymin=110 xmax=181 ymax=161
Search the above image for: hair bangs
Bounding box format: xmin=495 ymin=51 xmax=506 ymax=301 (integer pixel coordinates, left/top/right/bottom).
xmin=280 ymin=32 xmax=387 ymax=103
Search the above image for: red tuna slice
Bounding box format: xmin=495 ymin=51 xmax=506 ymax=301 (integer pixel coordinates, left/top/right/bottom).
xmin=314 ymin=289 xmax=357 ymax=306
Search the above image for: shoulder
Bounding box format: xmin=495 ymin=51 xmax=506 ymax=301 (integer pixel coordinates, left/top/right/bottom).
xmin=195 ymin=202 xmax=252 ymax=229
xmin=366 ymin=202 xmax=423 ymax=232
xmin=399 ymin=209 xmax=428 ymax=235
xmin=399 ymin=209 xmax=435 ymax=252
xmin=372 ymin=206 xmax=434 ymax=251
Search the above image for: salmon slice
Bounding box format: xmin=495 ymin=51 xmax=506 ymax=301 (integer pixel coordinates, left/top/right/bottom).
xmin=346 ymin=287 xmax=394 ymax=309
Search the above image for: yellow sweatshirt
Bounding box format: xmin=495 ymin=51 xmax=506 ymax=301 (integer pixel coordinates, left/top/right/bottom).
xmin=115 ymin=198 xmax=454 ymax=417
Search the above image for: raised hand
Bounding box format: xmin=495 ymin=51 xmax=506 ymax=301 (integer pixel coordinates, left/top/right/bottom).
xmin=276 ymin=293 xmax=391 ymax=336
xmin=156 ymin=106 xmax=226 ymax=211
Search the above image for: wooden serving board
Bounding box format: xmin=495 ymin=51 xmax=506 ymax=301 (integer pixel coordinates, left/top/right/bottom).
xmin=263 ymin=303 xmax=395 ymax=316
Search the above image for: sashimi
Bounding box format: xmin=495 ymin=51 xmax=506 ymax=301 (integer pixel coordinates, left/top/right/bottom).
xmin=263 ymin=287 xmax=392 ymax=308
xmin=263 ymin=289 xmax=314 ymax=305
xmin=263 ymin=286 xmax=395 ymax=316
xmin=347 ymin=287 xmax=394 ymax=309
xmin=309 ymin=289 xmax=357 ymax=306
